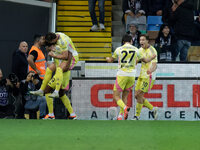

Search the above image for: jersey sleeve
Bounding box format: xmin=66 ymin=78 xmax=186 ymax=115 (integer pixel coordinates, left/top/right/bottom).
xmin=112 ymin=48 xmax=119 ymax=59
xmin=67 ymin=39 xmax=76 ymax=53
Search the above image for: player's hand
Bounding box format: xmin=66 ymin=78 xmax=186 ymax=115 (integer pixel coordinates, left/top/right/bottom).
xmin=106 ymin=57 xmax=112 ymax=63
xmin=151 ymin=54 xmax=156 ymax=60
xmin=48 ymin=51 xmax=56 ymax=58
xmin=147 ymin=69 xmax=152 ymax=75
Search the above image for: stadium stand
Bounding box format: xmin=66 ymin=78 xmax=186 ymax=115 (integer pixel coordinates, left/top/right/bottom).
xmin=126 ymin=15 xmax=146 ymax=33
xmin=146 ymin=16 xmax=163 ymax=45
xmin=56 ymin=0 xmax=112 ymax=61
xmin=147 ymin=16 xmax=163 ymax=31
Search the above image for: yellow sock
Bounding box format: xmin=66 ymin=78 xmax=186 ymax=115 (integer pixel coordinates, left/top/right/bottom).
xmin=60 ymin=94 xmax=73 ymax=114
xmin=40 ymin=67 xmax=52 ymax=91
xmin=119 ymin=108 xmax=124 ymax=114
xmin=55 ymin=67 xmax=63 ymax=91
xmin=45 ymin=93 xmax=54 ymax=114
xmin=136 ymin=103 xmax=143 ymax=117
xmin=143 ymin=99 xmax=153 ymax=110
xmin=117 ymin=99 xmax=125 ymax=109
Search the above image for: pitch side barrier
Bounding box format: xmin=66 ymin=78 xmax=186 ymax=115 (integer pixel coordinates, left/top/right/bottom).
xmin=71 ymin=62 xmax=200 ymax=120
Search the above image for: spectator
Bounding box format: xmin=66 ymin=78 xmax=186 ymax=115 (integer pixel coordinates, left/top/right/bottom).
xmin=162 ymin=0 xmax=173 ymax=24
xmin=126 ymin=22 xmax=141 ymax=48
xmin=122 ymin=0 xmax=146 ymax=21
xmin=20 ymin=71 xmax=46 ymax=119
xmin=194 ymin=13 xmax=200 ymax=41
xmin=88 ymin=0 xmax=105 ymax=31
xmin=0 ymin=69 xmax=22 ymax=118
xmin=8 ymin=73 xmax=24 ymax=119
xmin=12 ymin=41 xmax=28 ymax=81
xmin=122 ymin=0 xmax=147 ymax=32
xmin=145 ymin=0 xmax=168 ymax=16
xmin=27 ymin=34 xmax=46 ymax=81
xmin=0 ymin=69 xmax=15 ymax=118
xmin=155 ymin=24 xmax=176 ymax=61
xmin=169 ymin=0 xmax=194 ymax=61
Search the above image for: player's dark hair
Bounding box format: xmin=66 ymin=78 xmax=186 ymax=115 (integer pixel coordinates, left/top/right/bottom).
xmin=122 ymin=34 xmax=132 ymax=44
xmin=33 ymin=34 xmax=42 ymax=43
xmin=140 ymin=34 xmax=149 ymax=41
xmin=45 ymin=32 xmax=57 ymax=43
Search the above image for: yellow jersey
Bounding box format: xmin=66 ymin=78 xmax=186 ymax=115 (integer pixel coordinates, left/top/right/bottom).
xmin=54 ymin=32 xmax=78 ymax=57
xmin=112 ymin=43 xmax=141 ymax=77
xmin=138 ymin=45 xmax=157 ymax=79
xmin=53 ymin=32 xmax=78 ymax=66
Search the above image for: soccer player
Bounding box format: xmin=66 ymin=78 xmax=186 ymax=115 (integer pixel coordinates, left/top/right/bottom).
xmin=46 ymin=33 xmax=78 ymax=119
xmin=132 ymin=34 xmax=158 ymax=120
xmin=31 ymin=32 xmax=79 ymax=98
xmin=106 ymin=34 xmax=156 ymax=120
xmin=42 ymin=60 xmax=77 ymax=120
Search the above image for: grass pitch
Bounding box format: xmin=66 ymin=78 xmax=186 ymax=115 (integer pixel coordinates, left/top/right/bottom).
xmin=0 ymin=120 xmax=200 ymax=150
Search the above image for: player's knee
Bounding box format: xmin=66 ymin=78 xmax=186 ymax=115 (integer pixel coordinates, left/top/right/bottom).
xmin=135 ymin=92 xmax=139 ymax=99
xmin=44 ymin=85 xmax=53 ymax=94
xmin=135 ymin=92 xmax=143 ymax=102
xmin=48 ymin=64 xmax=56 ymax=71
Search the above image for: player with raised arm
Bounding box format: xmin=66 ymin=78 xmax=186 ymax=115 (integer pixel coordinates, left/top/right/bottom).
xmin=132 ymin=34 xmax=158 ymax=120
xmin=30 ymin=32 xmax=79 ymax=98
xmin=106 ymin=34 xmax=156 ymax=120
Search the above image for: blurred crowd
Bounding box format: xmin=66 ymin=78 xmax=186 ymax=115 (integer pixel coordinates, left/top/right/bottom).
xmin=123 ymin=0 xmax=199 ymax=62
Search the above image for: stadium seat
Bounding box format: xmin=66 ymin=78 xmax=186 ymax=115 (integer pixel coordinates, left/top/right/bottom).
xmin=147 ymin=16 xmax=163 ymax=31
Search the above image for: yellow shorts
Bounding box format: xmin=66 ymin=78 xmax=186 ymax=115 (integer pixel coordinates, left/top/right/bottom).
xmin=135 ymin=77 xmax=155 ymax=93
xmin=48 ymin=70 xmax=71 ymax=90
xmin=54 ymin=55 xmax=79 ymax=70
xmin=48 ymin=55 xmax=79 ymax=90
xmin=113 ymin=76 xmax=135 ymax=92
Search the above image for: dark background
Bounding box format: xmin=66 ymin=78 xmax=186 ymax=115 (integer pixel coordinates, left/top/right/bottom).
xmin=0 ymin=1 xmax=50 ymax=77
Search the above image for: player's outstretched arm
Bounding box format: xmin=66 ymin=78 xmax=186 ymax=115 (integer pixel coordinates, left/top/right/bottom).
xmin=106 ymin=57 xmax=114 ymax=63
xmin=140 ymin=54 xmax=156 ymax=63
xmin=49 ymin=51 xmax=68 ymax=60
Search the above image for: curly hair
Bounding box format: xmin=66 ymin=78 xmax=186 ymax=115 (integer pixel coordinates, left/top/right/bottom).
xmin=45 ymin=32 xmax=57 ymax=43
